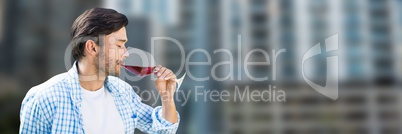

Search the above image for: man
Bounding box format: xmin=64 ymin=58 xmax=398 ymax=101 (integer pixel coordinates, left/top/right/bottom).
xmin=20 ymin=8 xmax=179 ymax=134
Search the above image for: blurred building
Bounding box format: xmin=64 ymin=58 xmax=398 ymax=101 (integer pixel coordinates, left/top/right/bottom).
xmin=0 ymin=0 xmax=101 ymax=133
xmin=221 ymin=0 xmax=402 ymax=134
xmin=104 ymin=0 xmax=402 ymax=134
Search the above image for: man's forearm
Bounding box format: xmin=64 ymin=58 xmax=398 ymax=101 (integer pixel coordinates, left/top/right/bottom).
xmin=161 ymin=97 xmax=178 ymax=123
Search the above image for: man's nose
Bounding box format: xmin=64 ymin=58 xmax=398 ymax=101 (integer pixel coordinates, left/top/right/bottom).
xmin=123 ymin=51 xmax=129 ymax=59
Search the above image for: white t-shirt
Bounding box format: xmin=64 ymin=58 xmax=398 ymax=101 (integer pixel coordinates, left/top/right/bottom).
xmin=81 ymin=86 xmax=125 ymax=134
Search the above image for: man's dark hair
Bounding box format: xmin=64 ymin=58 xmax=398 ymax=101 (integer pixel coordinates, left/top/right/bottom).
xmin=70 ymin=8 xmax=128 ymax=60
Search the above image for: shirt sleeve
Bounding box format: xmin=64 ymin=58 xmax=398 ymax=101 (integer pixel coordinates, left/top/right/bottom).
xmin=19 ymin=93 xmax=51 ymax=134
xmin=131 ymin=92 xmax=180 ymax=134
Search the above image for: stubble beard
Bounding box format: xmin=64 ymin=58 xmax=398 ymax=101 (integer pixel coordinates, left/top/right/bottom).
xmin=96 ymin=52 xmax=121 ymax=78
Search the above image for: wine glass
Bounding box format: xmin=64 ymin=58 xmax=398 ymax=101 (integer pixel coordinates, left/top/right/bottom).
xmin=122 ymin=48 xmax=186 ymax=91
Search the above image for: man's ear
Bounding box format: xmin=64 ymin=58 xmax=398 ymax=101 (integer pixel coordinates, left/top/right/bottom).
xmin=84 ymin=40 xmax=99 ymax=56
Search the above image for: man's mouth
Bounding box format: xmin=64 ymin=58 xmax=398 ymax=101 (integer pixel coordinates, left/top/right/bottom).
xmin=117 ymin=60 xmax=124 ymax=68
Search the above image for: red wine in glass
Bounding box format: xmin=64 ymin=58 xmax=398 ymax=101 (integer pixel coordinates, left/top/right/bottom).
xmin=122 ymin=48 xmax=186 ymax=91
xmin=123 ymin=65 xmax=154 ymax=77
xmin=123 ymin=64 xmax=187 ymax=91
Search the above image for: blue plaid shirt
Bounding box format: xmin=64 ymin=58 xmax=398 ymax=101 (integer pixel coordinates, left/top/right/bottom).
xmin=20 ymin=62 xmax=180 ymax=134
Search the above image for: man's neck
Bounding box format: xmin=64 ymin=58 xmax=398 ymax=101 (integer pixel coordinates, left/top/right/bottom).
xmin=77 ymin=60 xmax=106 ymax=91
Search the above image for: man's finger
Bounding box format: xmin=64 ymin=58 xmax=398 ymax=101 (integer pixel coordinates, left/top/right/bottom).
xmin=157 ymin=67 xmax=167 ymax=77
xmin=154 ymin=65 xmax=162 ymax=72
xmin=161 ymin=70 xmax=172 ymax=80
xmin=165 ymin=72 xmax=176 ymax=80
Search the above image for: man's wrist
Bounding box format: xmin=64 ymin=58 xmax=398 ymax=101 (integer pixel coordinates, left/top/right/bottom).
xmin=161 ymin=97 xmax=175 ymax=105
xmin=160 ymin=99 xmax=178 ymax=123
xmin=160 ymin=92 xmax=174 ymax=102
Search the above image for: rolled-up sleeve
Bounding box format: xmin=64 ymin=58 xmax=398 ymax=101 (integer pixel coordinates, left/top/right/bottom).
xmin=153 ymin=106 xmax=180 ymax=132
xmin=133 ymin=92 xmax=180 ymax=134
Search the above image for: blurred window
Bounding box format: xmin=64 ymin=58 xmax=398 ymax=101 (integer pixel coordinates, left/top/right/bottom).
xmin=0 ymin=0 xmax=3 ymax=42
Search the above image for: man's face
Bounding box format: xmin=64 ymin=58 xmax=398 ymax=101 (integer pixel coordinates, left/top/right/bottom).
xmin=97 ymin=27 xmax=128 ymax=76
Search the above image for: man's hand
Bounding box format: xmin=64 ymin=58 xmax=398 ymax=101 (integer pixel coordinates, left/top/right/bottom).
xmin=154 ymin=65 xmax=178 ymax=123
xmin=154 ymin=65 xmax=176 ymax=100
